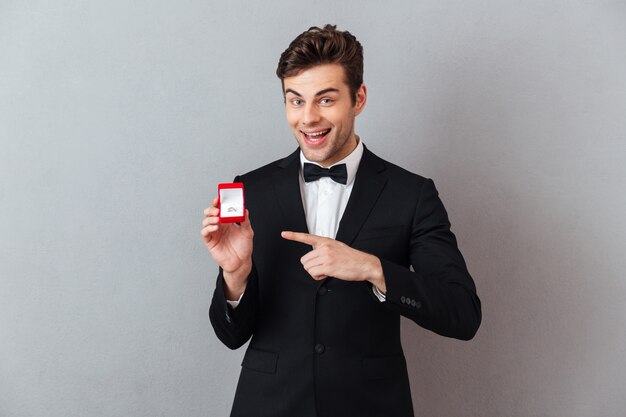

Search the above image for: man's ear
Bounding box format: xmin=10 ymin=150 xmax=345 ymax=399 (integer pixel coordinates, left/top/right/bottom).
xmin=354 ymin=84 xmax=367 ymax=116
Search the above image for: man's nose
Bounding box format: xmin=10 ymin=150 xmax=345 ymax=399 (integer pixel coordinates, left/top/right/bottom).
xmin=302 ymin=103 xmax=321 ymax=125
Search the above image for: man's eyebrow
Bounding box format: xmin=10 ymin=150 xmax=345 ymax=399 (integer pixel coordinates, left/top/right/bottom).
xmin=284 ymin=88 xmax=301 ymax=96
xmin=284 ymin=87 xmax=340 ymax=97
xmin=314 ymin=87 xmax=340 ymax=96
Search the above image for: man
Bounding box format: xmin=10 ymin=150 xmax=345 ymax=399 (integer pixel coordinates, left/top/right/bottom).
xmin=201 ymin=25 xmax=481 ymax=417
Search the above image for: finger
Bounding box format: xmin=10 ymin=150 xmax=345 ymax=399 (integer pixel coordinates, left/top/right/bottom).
xmin=204 ymin=206 xmax=220 ymax=217
xmin=300 ymin=249 xmax=322 ymax=266
xmin=240 ymin=209 xmax=253 ymax=231
xmin=201 ymin=224 xmax=219 ymax=237
xmin=301 ymin=254 xmax=326 ymax=274
xmin=304 ymin=265 xmax=328 ymax=280
xmin=302 ymin=257 xmax=325 ymax=273
xmin=281 ymin=231 xmax=327 ymax=247
xmin=202 ymin=215 xmax=221 ymax=227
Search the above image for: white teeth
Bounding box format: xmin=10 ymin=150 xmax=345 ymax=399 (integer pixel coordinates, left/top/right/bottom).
xmin=304 ymin=129 xmax=329 ymax=137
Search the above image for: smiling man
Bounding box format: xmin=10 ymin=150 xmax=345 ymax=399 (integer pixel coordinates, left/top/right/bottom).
xmin=284 ymin=63 xmax=365 ymax=167
xmin=201 ymin=25 xmax=481 ymax=417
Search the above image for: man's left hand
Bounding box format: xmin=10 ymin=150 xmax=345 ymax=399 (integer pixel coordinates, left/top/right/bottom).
xmin=281 ymin=231 xmax=386 ymax=293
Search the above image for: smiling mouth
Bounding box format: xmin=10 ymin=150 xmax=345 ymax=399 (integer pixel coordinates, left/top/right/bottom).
xmin=301 ymin=128 xmax=331 ymax=144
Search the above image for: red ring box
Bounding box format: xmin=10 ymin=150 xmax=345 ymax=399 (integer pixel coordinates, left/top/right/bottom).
xmin=218 ymin=182 xmax=245 ymax=223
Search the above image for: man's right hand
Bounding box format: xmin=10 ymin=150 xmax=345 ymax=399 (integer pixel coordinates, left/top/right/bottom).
xmin=201 ymin=197 xmax=254 ymax=300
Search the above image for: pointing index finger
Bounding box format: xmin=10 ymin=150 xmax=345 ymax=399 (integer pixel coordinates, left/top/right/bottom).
xmin=281 ymin=231 xmax=326 ymax=247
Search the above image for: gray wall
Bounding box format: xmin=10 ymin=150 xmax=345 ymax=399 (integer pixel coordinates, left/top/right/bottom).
xmin=1 ymin=1 xmax=625 ymax=416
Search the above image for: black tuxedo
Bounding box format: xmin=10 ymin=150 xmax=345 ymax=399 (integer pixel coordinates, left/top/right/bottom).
xmin=209 ymin=146 xmax=481 ymax=417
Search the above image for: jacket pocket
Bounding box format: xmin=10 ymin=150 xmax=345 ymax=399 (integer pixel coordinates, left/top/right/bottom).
xmin=362 ymin=354 xmax=407 ymax=380
xmin=241 ymin=347 xmax=279 ymax=374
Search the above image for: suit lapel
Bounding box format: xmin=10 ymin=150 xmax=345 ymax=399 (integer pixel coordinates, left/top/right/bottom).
xmin=271 ymin=146 xmax=388 ymax=244
xmin=272 ymin=148 xmax=309 ymax=234
xmin=335 ymin=146 xmax=388 ymax=245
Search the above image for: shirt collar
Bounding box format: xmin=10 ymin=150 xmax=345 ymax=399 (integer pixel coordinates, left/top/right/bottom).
xmin=299 ymin=137 xmax=364 ymax=186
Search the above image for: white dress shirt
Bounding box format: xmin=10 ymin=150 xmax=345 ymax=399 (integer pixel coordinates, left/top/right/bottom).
xmin=299 ymin=138 xmax=363 ymax=239
xmin=227 ymin=138 xmax=385 ymax=307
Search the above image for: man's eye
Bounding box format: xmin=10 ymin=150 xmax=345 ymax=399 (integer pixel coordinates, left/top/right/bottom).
xmin=291 ymin=99 xmax=302 ymax=106
xmin=320 ymin=98 xmax=333 ymax=104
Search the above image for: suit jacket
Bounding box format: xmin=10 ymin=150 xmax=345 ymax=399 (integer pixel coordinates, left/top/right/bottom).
xmin=209 ymin=146 xmax=481 ymax=417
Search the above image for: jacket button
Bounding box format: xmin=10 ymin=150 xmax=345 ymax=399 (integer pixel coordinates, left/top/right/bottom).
xmin=314 ymin=344 xmax=325 ymax=354
xmin=415 ymin=301 xmax=422 ymax=309
xmin=400 ymin=296 xmax=406 ymax=304
xmin=317 ymin=286 xmax=328 ymax=296
xmin=410 ymin=299 xmax=417 ymax=307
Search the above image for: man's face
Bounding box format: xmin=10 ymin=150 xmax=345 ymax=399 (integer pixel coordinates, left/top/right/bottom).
xmin=283 ymin=64 xmax=366 ymax=167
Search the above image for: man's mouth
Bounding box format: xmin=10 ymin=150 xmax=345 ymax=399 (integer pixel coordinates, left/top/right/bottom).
xmin=301 ymin=128 xmax=331 ymax=145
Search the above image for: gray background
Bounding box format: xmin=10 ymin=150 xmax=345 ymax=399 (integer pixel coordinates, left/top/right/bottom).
xmin=1 ymin=1 xmax=625 ymax=416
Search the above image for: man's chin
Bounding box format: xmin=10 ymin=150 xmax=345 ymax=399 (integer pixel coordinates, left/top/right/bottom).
xmin=300 ymin=148 xmax=332 ymax=164
xmin=300 ymin=149 xmax=324 ymax=162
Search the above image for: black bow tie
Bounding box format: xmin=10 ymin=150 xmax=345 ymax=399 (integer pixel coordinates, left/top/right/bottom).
xmin=303 ymin=163 xmax=348 ymax=185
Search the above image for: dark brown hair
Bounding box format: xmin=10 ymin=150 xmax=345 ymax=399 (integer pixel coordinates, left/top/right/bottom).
xmin=276 ymin=24 xmax=364 ymax=103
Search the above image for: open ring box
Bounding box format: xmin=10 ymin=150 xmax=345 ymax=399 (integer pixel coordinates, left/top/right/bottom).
xmin=218 ymin=182 xmax=245 ymax=223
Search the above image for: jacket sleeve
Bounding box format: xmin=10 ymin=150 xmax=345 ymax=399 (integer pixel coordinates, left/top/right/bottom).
xmin=377 ymin=178 xmax=482 ymax=340
xmin=209 ymin=264 xmax=259 ymax=349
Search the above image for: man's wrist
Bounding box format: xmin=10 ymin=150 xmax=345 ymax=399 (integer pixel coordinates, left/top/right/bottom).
xmin=365 ymin=255 xmax=386 ymax=294
xmin=226 ymin=292 xmax=244 ymax=307
xmin=223 ymin=260 xmax=252 ymax=300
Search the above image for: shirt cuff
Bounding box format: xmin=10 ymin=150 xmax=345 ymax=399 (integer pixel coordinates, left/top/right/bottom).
xmin=226 ymin=292 xmax=244 ymax=309
xmin=372 ymin=285 xmax=386 ymax=302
